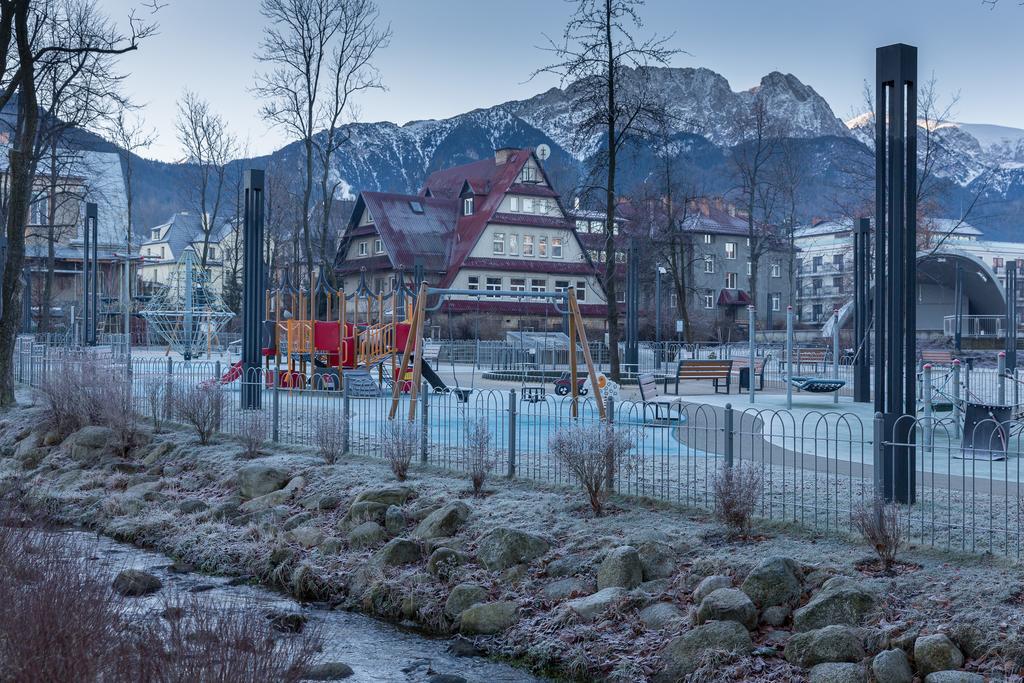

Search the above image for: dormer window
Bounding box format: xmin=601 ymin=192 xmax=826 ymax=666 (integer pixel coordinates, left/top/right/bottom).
xmin=519 ymin=164 xmax=540 ymax=184
xmin=463 ymin=197 xmax=474 ymax=215
xmin=151 ymin=228 xmax=161 ymax=240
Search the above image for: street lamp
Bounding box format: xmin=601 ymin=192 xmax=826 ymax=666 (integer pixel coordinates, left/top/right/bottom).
xmin=655 ymin=265 xmax=667 ymax=345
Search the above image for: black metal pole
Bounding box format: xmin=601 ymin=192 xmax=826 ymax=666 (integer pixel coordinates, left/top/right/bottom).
xmin=854 ymin=217 xmax=870 ymax=402
xmin=876 ymin=43 xmax=918 ymax=504
xmin=0 ymin=234 xmax=6 ymax=319
xmin=90 ymin=203 xmax=98 ymax=345
xmin=625 ymin=239 xmax=639 ymax=372
xmin=954 ymin=264 xmax=963 ymax=352
xmin=241 ymin=170 xmax=265 ymax=410
xmin=1007 ymin=261 xmax=1017 ymax=371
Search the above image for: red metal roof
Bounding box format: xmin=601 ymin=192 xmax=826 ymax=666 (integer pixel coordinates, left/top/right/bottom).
xmin=718 ymin=289 xmax=752 ymax=306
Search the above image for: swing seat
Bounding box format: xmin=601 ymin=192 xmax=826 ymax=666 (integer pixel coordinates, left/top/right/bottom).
xmin=522 ymin=387 xmax=546 ymax=403
xmin=790 ymin=376 xmax=846 ymax=393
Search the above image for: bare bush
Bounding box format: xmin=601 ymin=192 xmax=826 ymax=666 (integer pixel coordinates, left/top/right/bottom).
xmin=101 ymin=375 xmax=142 ymax=457
xmin=239 ymin=410 xmax=268 ymax=458
xmin=712 ymin=463 xmax=762 ymax=536
xmin=548 ymin=422 xmax=637 ymax=516
xmin=0 ymin=521 xmax=321 ymax=681
xmin=144 ymin=376 xmax=174 ymax=433
xmin=465 ymin=418 xmax=497 ymax=496
xmin=174 ymin=384 xmax=223 ymax=445
xmin=314 ymin=416 xmax=347 ymax=464
xmin=851 ymin=498 xmax=904 ymax=572
xmin=383 ymin=419 xmax=418 ymax=481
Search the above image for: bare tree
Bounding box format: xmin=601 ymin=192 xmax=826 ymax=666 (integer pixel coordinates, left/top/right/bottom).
xmin=255 ymin=0 xmax=390 ymax=282
xmin=0 ymin=0 xmax=157 ymax=407
xmin=731 ymin=93 xmax=781 ymax=307
xmin=175 ymin=90 xmax=237 ymax=268
xmin=535 ymin=0 xmax=678 ymax=381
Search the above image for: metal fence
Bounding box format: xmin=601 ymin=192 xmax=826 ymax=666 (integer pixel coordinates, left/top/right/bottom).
xmin=11 ymin=336 xmax=1024 ymax=560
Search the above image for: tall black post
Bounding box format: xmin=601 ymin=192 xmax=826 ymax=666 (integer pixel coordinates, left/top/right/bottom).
xmin=853 ymin=217 xmax=871 ymax=402
xmin=241 ymin=170 xmax=265 ymax=410
xmin=21 ymin=265 xmax=31 ymax=332
xmin=82 ymin=203 xmax=98 ymax=345
xmin=624 ymin=238 xmax=640 ymax=372
xmin=875 ymin=44 xmax=918 ymax=504
xmin=1006 ymin=261 xmax=1017 ymax=371
xmin=0 ymin=234 xmax=6 ymax=319
xmin=954 ymin=264 xmax=963 ymax=352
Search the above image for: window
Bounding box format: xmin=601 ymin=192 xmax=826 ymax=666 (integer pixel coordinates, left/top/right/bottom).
xmin=576 ymin=281 xmax=587 ymax=301
xmin=522 ymin=235 xmax=534 ymax=256
xmin=523 ymin=197 xmax=535 ymax=213
xmin=531 ymin=278 xmax=546 ymax=293
xmin=467 ymin=276 xmax=480 ymax=291
xmin=994 ymin=257 xmax=1005 ymax=269
xmin=725 ymin=272 xmax=737 ymax=289
xmin=409 ymin=201 xmax=423 ymax=214
xmin=508 ymin=234 xmax=519 ymax=256
xmin=208 ymin=247 xmax=218 ymax=260
xmin=463 ymin=197 xmax=474 ymax=215
xmin=812 ymin=256 xmax=822 ymax=271
xmin=746 ymin=260 xmax=752 ymax=276
xmin=812 ymin=304 xmax=823 ymax=319
xmin=704 ymin=290 xmax=715 ymax=309
xmin=551 ymin=237 xmax=563 ymax=258
xmin=703 ymin=234 xmax=713 ymax=244
xmin=670 ymin=293 xmax=678 ymax=307
xmin=575 ymin=219 xmax=588 ymax=231
xmin=510 ymin=196 xmax=520 ymax=212
xmin=746 ymin=237 xmax=751 ymax=247
xmin=832 ymin=254 xmax=843 ymax=269
xmin=796 ymin=258 xmax=803 ymax=274
xmin=812 ymin=277 xmax=822 ymax=291
xmin=616 ymin=289 xmax=626 ymax=303
xmin=704 ymin=255 xmax=715 ymax=274
xmin=536 ymin=199 xmax=548 ymax=214
xmin=485 ymin=276 xmax=502 ymax=292
xmin=492 ymin=232 xmax=505 ymax=255
xmin=519 ymin=164 xmax=539 ymax=183
xmin=554 ymin=280 xmax=570 ymax=292
xmin=365 ymin=211 xmax=374 ymax=224
xmin=538 ymin=237 xmax=548 ymax=257
xmin=724 ymin=242 xmax=737 ymax=259
xmin=771 ymin=294 xmax=781 ymax=311
xmin=833 ymin=276 xmax=843 ymax=292
xmin=151 ymin=228 xmax=160 ymax=240
xmin=771 ymin=262 xmax=781 ymax=278
xmin=374 ymin=239 xmax=383 ymax=254
xmin=510 ymin=278 xmax=526 ymax=292
xmin=614 ymin=251 xmax=626 ymax=263
xmin=357 ymin=241 xmax=368 ymax=256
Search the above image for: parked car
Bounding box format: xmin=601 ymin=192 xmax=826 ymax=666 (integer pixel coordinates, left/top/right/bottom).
xmin=553 ymin=372 xmax=589 ymax=396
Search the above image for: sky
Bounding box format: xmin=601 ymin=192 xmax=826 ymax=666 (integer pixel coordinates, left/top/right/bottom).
xmin=101 ymin=0 xmax=1024 ymax=162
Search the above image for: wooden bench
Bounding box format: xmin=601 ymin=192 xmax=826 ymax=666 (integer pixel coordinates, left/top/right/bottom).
xmin=674 ymin=359 xmax=734 ymax=394
xmin=920 ymin=350 xmax=955 ymax=366
xmin=779 ymin=347 xmax=828 ymax=375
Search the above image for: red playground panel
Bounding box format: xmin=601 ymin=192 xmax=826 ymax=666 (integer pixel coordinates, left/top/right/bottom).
xmin=313 ymin=321 xmax=343 ymax=367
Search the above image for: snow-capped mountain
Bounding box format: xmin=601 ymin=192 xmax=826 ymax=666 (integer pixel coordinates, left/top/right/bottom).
xmin=127 ymin=65 xmax=1023 ymax=241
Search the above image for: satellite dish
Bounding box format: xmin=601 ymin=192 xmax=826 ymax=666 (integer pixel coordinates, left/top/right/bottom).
xmin=536 ymin=143 xmax=551 ymax=161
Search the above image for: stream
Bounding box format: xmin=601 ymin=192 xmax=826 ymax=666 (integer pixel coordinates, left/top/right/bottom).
xmin=61 ymin=529 xmax=546 ymax=683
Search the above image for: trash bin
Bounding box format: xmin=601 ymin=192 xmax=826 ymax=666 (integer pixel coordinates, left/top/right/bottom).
xmin=739 ymin=367 xmax=762 ymax=391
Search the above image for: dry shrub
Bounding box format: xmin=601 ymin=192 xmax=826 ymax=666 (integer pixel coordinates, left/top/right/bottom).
xmin=712 ymin=463 xmax=762 ymax=536
xmin=0 ymin=520 xmax=321 ymax=682
xmin=465 ymin=417 xmax=497 ymax=496
xmin=239 ymin=410 xmax=268 ymax=458
xmin=174 ymin=384 xmax=223 ymax=445
xmin=548 ymin=421 xmax=637 ymax=516
xmin=383 ymin=419 xmax=418 ymax=481
xmin=851 ymin=498 xmax=904 ymax=572
xmin=314 ymin=416 xmax=347 ymax=464
xmin=144 ymin=376 xmax=175 ymax=433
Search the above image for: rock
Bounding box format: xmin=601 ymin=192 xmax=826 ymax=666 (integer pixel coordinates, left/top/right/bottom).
xmin=112 ymin=569 xmax=162 ymax=597
xmin=237 ymin=464 xmax=290 ymax=500
xmin=320 ymin=536 xmax=344 ymax=554
xmin=546 ymin=554 xmax=588 ymax=577
xmin=427 ymin=547 xmax=466 ymax=577
xmin=458 ymin=601 xmax=517 ymax=635
xmin=283 ymin=512 xmax=313 ymax=531
xmin=693 ymin=575 xmax=733 ymax=603
xmin=639 ymin=602 xmax=686 ymax=629
xmin=427 ymin=676 xmax=467 ymax=683
xmin=67 ymin=425 xmax=115 ymax=461
xmin=412 ymin=500 xmax=470 ymax=540
xmin=385 ymin=505 xmax=406 ymax=535
xmin=347 ymin=521 xmax=386 ymax=549
xmin=696 ymin=588 xmax=758 ymax=630
xmin=346 ymin=501 xmax=389 ymax=526
xmin=476 ymin=527 xmax=549 ymax=571
xmin=299 ymin=493 xmax=342 ymax=511
xmin=784 ymin=625 xmax=866 ymax=668
xmin=741 ymin=556 xmax=803 ymax=608
xmin=637 ymin=578 xmax=670 ymax=596
xmin=563 ymin=587 xmax=627 ymax=622
xmin=290 ymin=525 xmax=324 ymax=549
xmin=596 ymin=546 xmax=643 ymax=590
xmin=809 ymin=662 xmax=866 ymax=683
xmin=637 ymin=541 xmax=677 ymax=580
xmin=301 ymin=662 xmax=354 ymax=680
xmin=499 ymin=564 xmax=527 ymax=584
xmin=761 ymin=605 xmax=791 ymax=627
xmin=444 ymin=583 xmax=488 ymax=620
xmin=266 ymin=610 xmax=308 ymax=633
xmin=374 ymin=537 xmax=422 ymax=566
xmin=914 ymin=634 xmax=965 ymax=677
xmin=354 ymin=485 xmax=415 ymax=507
xmin=240 ymin=489 xmax=291 ymax=513
xmin=178 ymin=499 xmax=209 ymax=514
xmin=872 ymin=649 xmax=913 ymax=683
xmin=793 ymin=577 xmax=877 ymax=631
xmin=656 ymin=620 xmax=754 ymax=680
xmin=923 ymin=673 xmax=984 ymax=683
xmin=42 ymin=429 xmax=62 ymax=446
xmin=540 ymin=577 xmax=590 ymax=602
